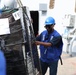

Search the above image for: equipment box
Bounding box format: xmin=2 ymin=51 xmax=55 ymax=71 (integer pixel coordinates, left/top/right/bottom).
xmin=0 ymin=6 xmax=42 ymax=75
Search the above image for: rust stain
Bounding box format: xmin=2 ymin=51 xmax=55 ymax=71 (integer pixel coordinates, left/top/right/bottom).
xmin=71 ymin=62 xmax=76 ymax=67
xmin=73 ymin=73 xmax=76 ymax=75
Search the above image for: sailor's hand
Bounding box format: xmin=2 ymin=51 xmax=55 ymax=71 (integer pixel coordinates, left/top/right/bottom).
xmin=35 ymin=41 xmax=40 ymax=45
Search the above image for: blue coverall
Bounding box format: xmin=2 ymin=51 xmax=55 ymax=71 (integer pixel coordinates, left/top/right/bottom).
xmin=36 ymin=30 xmax=63 ymax=75
xmin=0 ymin=50 xmax=6 ymax=75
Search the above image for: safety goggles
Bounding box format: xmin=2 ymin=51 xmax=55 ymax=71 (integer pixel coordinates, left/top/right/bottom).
xmin=44 ymin=25 xmax=53 ymax=29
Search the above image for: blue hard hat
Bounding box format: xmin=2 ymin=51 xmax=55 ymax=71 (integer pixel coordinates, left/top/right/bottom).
xmin=45 ymin=17 xmax=55 ymax=25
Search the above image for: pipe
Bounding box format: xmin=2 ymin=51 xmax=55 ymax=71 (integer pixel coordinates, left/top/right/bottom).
xmin=69 ymin=36 xmax=76 ymax=56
